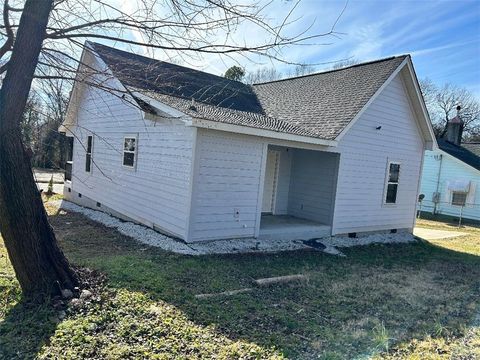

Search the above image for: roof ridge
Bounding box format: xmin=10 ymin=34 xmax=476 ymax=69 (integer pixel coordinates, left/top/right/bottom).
xmin=252 ymin=55 xmax=410 ymax=86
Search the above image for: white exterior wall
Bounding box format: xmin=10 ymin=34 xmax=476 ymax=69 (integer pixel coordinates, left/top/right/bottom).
xmin=65 ymin=54 xmax=431 ymax=242
xmin=66 ymin=57 xmax=195 ymax=240
xmin=419 ymin=150 xmax=479 ymax=221
xmin=287 ymin=149 xmax=339 ymax=224
xmin=270 ymin=146 xmax=292 ymax=215
xmin=188 ymin=131 xmax=341 ymax=242
xmin=188 ymin=129 xmax=265 ymax=242
xmin=332 ymin=73 xmax=425 ymax=234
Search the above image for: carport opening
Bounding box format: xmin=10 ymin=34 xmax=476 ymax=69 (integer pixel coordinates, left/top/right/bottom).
xmin=259 ymin=145 xmax=339 ymax=240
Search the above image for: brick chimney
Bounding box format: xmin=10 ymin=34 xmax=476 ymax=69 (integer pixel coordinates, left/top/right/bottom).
xmin=445 ymin=105 xmax=463 ymax=146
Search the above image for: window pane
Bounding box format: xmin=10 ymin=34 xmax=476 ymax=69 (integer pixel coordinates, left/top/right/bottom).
xmin=386 ymin=184 xmax=398 ymax=203
xmin=389 ymin=163 xmax=400 ymax=183
xmin=124 ymin=138 xmax=136 ymax=152
xmin=85 ymin=154 xmax=91 ymax=172
xmin=87 ymin=136 xmax=92 ymax=153
xmin=123 ymin=152 xmax=135 ymax=167
xmin=451 ymin=192 xmax=467 ymax=206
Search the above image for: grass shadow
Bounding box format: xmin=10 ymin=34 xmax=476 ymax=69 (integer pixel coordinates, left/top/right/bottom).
xmin=0 ymin=237 xmax=61 ymax=360
xmin=0 ymin=297 xmax=59 ymax=360
xmin=49 ymin=209 xmax=480 ymax=358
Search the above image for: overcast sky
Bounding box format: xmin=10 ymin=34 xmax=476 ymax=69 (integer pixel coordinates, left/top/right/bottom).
xmin=113 ymin=0 xmax=480 ymax=96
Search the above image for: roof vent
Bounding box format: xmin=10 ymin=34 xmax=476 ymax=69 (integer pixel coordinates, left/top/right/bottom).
xmin=188 ymin=99 xmax=197 ymax=111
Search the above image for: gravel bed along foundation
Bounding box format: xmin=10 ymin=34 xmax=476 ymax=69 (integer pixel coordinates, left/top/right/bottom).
xmin=57 ymin=200 xmax=416 ymax=256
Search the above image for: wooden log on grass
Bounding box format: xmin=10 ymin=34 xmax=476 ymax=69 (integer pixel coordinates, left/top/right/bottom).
xmin=253 ymin=274 xmax=307 ymax=286
xmin=195 ymin=288 xmax=253 ymax=299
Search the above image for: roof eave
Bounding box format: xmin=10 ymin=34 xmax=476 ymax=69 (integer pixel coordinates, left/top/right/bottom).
xmin=60 ymin=43 xmax=94 ymax=131
xmin=190 ymin=118 xmax=338 ymax=147
xmin=130 ymin=90 xmax=189 ymax=119
xmin=404 ymin=58 xmax=438 ymax=150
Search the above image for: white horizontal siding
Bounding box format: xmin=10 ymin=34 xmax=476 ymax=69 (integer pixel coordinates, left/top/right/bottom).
xmin=189 ymin=129 xmax=265 ymax=242
xmin=67 ymin=56 xmax=194 ymax=239
xmin=333 ymin=73 xmax=425 ymax=234
xmin=420 ymin=150 xmax=480 ymax=221
xmin=271 ymin=146 xmax=292 ymax=215
xmin=288 ymin=149 xmax=339 ymax=224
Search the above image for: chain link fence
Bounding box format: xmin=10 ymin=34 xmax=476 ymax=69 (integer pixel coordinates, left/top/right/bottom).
xmin=417 ymin=198 xmax=480 ymax=227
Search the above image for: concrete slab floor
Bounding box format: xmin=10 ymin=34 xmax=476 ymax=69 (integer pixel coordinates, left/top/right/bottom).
xmin=260 ymin=214 xmax=326 ymax=229
xmin=259 ymin=215 xmax=331 ymax=240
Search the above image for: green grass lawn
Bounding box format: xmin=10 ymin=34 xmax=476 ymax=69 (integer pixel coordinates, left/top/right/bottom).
xmin=1 ymin=200 xmax=479 ymax=359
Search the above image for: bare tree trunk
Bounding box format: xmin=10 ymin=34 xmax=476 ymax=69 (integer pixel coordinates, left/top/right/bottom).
xmin=0 ymin=0 xmax=78 ymax=296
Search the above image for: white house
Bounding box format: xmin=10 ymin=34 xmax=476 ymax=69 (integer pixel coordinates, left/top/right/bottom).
xmin=60 ymin=42 xmax=436 ymax=243
xmin=419 ymin=113 xmax=480 ymax=221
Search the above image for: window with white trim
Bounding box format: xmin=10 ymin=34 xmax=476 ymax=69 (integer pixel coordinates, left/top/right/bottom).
xmin=451 ymin=191 xmax=467 ymax=206
xmin=85 ymin=135 xmax=93 ymax=173
xmin=385 ymin=162 xmax=400 ymax=204
xmin=123 ymin=136 xmax=137 ymax=168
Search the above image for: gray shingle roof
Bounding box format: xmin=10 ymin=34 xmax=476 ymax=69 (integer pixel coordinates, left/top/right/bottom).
xmin=90 ymin=42 xmax=263 ymax=113
xmin=438 ymin=139 xmax=480 ymax=171
xmin=137 ymin=90 xmax=321 ymax=138
xmin=90 ymin=42 xmax=407 ymax=141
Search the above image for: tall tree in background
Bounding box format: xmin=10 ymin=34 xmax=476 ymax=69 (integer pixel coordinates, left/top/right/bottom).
xmin=19 ymin=80 xmax=68 ymax=169
xmin=244 ymin=67 xmax=282 ymax=84
xmin=242 ymin=58 xmax=358 ymax=84
xmin=224 ymin=65 xmax=245 ymax=81
xmin=0 ymin=0 xmax=340 ymax=296
xmin=36 ymin=79 xmax=69 ymax=168
xmin=331 ymin=58 xmax=358 ymax=69
xmin=20 ymin=94 xmax=43 ymax=155
xmin=420 ymin=78 xmax=480 ymax=140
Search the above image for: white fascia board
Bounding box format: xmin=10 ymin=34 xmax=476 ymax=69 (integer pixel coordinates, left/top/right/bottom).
xmin=61 ymin=47 xmax=92 ymax=130
xmin=129 ymin=91 xmax=190 ymax=121
xmin=404 ymin=59 xmax=438 ymax=150
xmin=425 ymin=141 xmax=436 ymax=151
xmin=334 ymin=58 xmax=409 ymax=143
xmin=190 ymin=118 xmax=338 ymax=147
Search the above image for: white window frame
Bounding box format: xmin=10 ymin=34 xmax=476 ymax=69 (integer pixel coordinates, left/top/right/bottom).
xmin=122 ymin=134 xmax=138 ymax=170
xmin=451 ymin=191 xmax=467 ymax=207
xmin=383 ymin=161 xmax=401 ymax=205
xmin=85 ymin=135 xmax=93 ymax=173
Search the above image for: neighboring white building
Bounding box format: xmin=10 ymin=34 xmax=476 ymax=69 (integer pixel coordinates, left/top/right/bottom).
xmin=60 ymin=42 xmax=436 ymax=243
xmin=419 ymin=114 xmax=480 ymax=221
